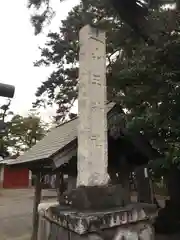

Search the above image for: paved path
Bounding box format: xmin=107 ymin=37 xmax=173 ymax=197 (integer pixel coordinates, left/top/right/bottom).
xmin=0 ymin=189 xmax=57 ymax=240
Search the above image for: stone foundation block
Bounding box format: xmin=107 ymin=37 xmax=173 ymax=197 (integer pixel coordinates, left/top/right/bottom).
xmin=63 ymin=184 xmax=130 ymax=210
xmin=38 ymin=203 xmax=157 ymax=240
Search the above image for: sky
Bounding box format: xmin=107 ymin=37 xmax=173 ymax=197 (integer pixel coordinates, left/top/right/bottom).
xmin=0 ymin=0 xmax=80 ymax=122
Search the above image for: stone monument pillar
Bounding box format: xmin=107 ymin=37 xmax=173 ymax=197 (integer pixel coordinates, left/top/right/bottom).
xmin=68 ymin=25 xmax=126 ymax=210
xmin=37 ymin=25 xmax=157 ymax=240
xmin=77 ymin=25 xmax=109 ymax=187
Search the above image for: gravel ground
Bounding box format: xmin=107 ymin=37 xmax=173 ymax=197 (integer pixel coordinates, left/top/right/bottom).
xmin=0 ymin=189 xmax=57 ymax=240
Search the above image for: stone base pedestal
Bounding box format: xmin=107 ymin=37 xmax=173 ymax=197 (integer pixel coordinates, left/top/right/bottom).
xmin=61 ymin=184 xmax=130 ymax=210
xmin=38 ymin=203 xmax=157 ymax=240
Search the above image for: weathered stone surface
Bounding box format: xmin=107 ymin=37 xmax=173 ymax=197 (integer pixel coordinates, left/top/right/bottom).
xmin=48 ymin=203 xmax=156 ymax=234
xmin=64 ymin=184 xmax=129 ymax=210
xmin=38 ymin=203 xmax=156 ymax=240
xmin=38 ymin=202 xmax=59 ymax=216
xmin=77 ymin=24 xmax=109 ymax=187
xmin=46 ymin=222 xmax=154 ymax=240
xmin=38 ymin=202 xmax=59 ymax=240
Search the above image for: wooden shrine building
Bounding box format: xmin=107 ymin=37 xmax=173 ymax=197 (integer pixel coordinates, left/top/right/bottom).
xmin=8 ymin=102 xmax=160 ymax=170
xmin=7 ymin=102 xmax=160 ymax=239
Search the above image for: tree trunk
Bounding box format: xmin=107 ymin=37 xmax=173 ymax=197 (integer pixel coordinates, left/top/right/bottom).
xmin=118 ymin=161 xmax=131 ymax=203
xmin=168 ymin=165 xmax=180 ymax=206
xmin=31 ymin=171 xmax=42 ymax=240
xmin=176 ymin=0 xmax=180 ymax=10
xmin=154 ymin=165 xmax=180 ymax=234
xmin=55 ymin=172 xmax=64 ymax=203
xmin=135 ymin=165 xmax=153 ymax=204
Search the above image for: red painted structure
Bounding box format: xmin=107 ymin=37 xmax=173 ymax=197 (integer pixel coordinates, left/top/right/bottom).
xmin=0 ymin=166 xmax=29 ymax=189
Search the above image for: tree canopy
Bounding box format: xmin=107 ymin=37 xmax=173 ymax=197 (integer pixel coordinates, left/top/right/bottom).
xmin=0 ymin=102 xmax=48 ymax=157
xmin=27 ymin=0 xmax=180 ymax=172
xmin=8 ymin=112 xmax=48 ymax=154
xmin=28 ymin=0 xmax=178 ymax=35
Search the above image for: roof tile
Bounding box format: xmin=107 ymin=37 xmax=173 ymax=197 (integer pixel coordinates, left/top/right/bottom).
xmin=11 ymin=102 xmax=115 ymax=165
